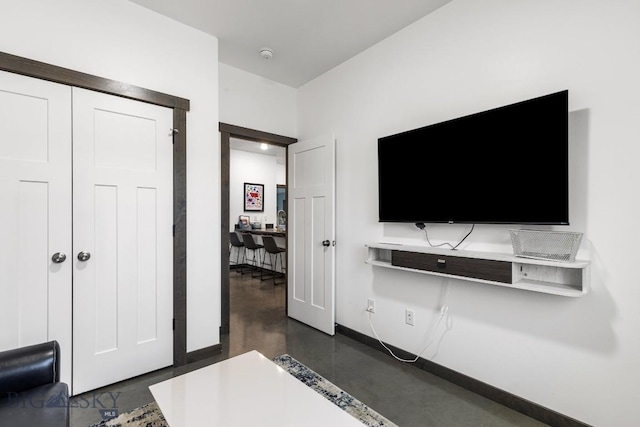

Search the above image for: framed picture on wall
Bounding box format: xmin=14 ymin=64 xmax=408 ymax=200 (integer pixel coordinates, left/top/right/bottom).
xmin=244 ymin=182 xmax=264 ymax=212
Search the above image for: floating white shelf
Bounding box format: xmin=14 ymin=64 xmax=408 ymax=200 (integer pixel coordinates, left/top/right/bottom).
xmin=365 ymin=242 xmax=590 ymax=297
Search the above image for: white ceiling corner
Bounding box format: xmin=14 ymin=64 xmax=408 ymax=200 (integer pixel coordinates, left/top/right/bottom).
xmin=129 ymin=0 xmax=452 ymax=88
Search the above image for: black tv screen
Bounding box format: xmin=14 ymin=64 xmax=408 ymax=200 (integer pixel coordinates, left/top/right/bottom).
xmin=378 ymin=90 xmax=569 ymax=225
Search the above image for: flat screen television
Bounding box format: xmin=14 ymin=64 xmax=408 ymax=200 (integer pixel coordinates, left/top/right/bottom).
xmin=378 ymin=90 xmax=569 ymax=225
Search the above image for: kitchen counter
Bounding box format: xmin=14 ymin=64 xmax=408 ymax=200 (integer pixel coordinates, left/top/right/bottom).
xmin=238 ymin=228 xmax=286 ymax=238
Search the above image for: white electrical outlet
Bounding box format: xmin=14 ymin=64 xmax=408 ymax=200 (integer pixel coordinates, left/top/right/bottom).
xmin=405 ymin=309 xmax=414 ymax=326
xmin=367 ymin=298 xmax=375 ymax=313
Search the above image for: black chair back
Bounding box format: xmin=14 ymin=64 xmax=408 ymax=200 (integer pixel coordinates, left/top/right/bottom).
xmin=262 ymin=236 xmax=284 ymax=254
xmin=0 ymin=341 xmax=60 ymax=396
xmin=230 ymin=232 xmax=244 ymax=247
xmin=241 ymin=233 xmax=263 ymax=250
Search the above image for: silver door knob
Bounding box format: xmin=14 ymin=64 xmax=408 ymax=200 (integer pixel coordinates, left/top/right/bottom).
xmin=51 ymin=252 xmax=67 ymax=263
xmin=77 ymin=251 xmax=91 ymax=262
xmin=322 ymin=240 xmax=331 ymax=247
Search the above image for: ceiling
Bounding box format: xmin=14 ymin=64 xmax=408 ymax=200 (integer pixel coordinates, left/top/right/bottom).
xmin=230 ymin=137 xmax=286 ymax=164
xmin=129 ymin=0 xmax=452 ymax=88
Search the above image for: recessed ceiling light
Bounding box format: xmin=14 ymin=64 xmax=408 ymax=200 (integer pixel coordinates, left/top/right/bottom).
xmin=260 ymin=143 xmax=269 ymax=150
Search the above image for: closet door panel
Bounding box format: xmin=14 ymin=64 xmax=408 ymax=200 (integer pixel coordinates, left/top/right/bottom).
xmin=0 ymin=70 xmax=72 ymax=386
xmin=72 ymin=87 xmax=174 ymax=395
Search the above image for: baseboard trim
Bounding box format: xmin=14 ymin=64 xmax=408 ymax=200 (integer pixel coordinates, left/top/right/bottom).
xmin=185 ymin=343 xmax=222 ymax=364
xmin=335 ymin=324 xmax=590 ymax=427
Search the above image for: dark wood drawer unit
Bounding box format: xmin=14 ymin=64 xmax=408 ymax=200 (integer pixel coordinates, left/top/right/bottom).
xmin=391 ymin=250 xmax=512 ymax=284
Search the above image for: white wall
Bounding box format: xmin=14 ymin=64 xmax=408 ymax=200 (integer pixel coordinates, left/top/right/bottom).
xmin=1 ymin=0 xmax=221 ymax=352
xmin=219 ymin=63 xmax=297 ymax=137
xmin=276 ymin=163 xmax=286 ymax=185
xmin=230 ymin=150 xmax=280 ymax=229
xmin=297 ymin=0 xmax=640 ymax=425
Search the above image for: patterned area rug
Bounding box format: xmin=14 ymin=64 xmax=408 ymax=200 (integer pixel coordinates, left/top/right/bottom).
xmin=90 ymin=402 xmax=165 ymax=426
xmin=91 ymin=354 xmax=397 ymax=427
xmin=272 ymin=354 xmax=397 ymax=427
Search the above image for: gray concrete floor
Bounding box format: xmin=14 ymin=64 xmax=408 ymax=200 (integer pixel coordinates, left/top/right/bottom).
xmin=71 ymin=268 xmax=548 ymax=426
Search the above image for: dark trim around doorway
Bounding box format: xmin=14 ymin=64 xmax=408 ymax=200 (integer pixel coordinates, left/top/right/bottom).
xmin=219 ymin=122 xmax=297 ymax=334
xmin=0 ymin=50 xmax=190 ymax=367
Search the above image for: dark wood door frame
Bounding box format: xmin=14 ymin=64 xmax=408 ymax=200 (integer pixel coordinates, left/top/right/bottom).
xmin=0 ymin=51 xmax=191 ymax=366
xmin=219 ymin=123 xmax=297 ymax=334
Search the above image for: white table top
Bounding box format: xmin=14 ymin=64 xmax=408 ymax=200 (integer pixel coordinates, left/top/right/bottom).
xmin=149 ymin=350 xmax=363 ymax=427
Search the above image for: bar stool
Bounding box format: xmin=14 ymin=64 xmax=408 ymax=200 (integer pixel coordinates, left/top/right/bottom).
xmin=260 ymin=235 xmax=286 ymax=285
xmin=229 ymin=232 xmax=245 ymax=274
xmin=241 ymin=233 xmax=264 ymax=278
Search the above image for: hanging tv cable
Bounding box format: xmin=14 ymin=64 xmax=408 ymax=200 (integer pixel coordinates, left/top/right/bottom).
xmin=416 ymin=223 xmax=475 ymax=250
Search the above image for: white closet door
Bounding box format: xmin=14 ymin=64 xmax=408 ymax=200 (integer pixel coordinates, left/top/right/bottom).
xmin=0 ymin=70 xmax=72 ymax=385
xmin=72 ymin=88 xmax=174 ymax=394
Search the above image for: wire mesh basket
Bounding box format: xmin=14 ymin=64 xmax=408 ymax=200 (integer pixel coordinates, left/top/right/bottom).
xmin=509 ymin=229 xmax=583 ymax=262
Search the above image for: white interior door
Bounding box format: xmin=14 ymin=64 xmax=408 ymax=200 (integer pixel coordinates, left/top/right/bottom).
xmin=72 ymin=88 xmax=174 ymax=394
xmin=287 ymin=133 xmax=336 ymax=335
xmin=0 ymin=70 xmax=72 ymax=386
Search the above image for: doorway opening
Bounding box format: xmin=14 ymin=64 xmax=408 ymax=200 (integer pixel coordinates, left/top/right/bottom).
xmin=219 ymin=123 xmax=297 ymax=335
